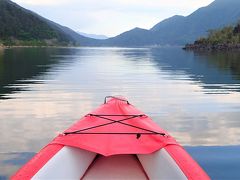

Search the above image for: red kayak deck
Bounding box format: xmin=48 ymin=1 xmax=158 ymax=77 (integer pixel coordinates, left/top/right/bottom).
xmin=12 ymin=96 xmax=210 ymax=180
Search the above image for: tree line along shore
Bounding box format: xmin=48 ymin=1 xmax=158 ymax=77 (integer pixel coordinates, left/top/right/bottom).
xmin=183 ymin=23 xmax=240 ymax=51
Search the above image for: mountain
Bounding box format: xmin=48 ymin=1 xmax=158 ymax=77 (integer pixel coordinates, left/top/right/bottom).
xmin=151 ymin=15 xmax=185 ymax=32
xmin=42 ymin=20 xmax=99 ymax=46
xmin=78 ymin=32 xmax=108 ymax=39
xmin=2 ymin=0 xmax=239 ymax=47
xmin=0 ymin=0 xmax=95 ymax=46
xmin=152 ymin=0 xmax=240 ymax=44
xmin=100 ymin=0 xmax=240 ymax=46
xmin=101 ymin=28 xmax=156 ymax=46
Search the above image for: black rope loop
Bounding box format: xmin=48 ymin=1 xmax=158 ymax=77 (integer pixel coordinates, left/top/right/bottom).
xmin=104 ymin=96 xmax=130 ymax=104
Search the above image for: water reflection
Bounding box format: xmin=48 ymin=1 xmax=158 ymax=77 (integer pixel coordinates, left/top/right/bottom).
xmin=0 ymin=48 xmax=78 ymax=99
xmin=197 ymin=51 xmax=240 ymax=79
xmin=118 ymin=47 xmax=240 ymax=145
xmin=1 ymin=47 xmax=240 ymax=98
xmin=148 ymin=48 xmax=240 ymax=94
xmin=0 ymin=47 xmax=239 ymax=148
xmin=0 ymin=47 xmax=240 ymax=178
xmin=0 ymin=152 xmax=35 ymax=179
xmin=186 ymin=146 xmax=240 ymax=180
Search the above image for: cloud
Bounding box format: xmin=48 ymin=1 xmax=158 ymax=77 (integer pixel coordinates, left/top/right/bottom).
xmin=13 ymin=0 xmax=69 ymax=6
xmin=13 ymin=0 xmax=214 ymax=9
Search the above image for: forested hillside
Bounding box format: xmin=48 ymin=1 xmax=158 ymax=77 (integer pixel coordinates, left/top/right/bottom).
xmin=184 ymin=23 xmax=240 ymax=50
xmin=0 ymin=0 xmax=76 ymax=46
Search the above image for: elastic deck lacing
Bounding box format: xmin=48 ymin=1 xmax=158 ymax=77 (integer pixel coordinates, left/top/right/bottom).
xmin=64 ymin=114 xmax=165 ymax=138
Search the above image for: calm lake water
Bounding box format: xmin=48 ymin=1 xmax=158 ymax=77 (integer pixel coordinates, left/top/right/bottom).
xmin=0 ymin=47 xmax=240 ymax=179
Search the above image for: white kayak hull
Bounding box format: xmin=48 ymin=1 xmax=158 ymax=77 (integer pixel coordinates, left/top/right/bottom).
xmin=26 ymin=145 xmax=194 ymax=179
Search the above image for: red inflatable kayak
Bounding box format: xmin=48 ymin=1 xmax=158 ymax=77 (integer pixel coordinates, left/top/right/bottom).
xmin=12 ymin=96 xmax=210 ymax=179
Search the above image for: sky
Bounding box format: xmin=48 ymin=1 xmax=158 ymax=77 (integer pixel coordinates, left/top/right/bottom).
xmin=12 ymin=0 xmax=215 ymax=37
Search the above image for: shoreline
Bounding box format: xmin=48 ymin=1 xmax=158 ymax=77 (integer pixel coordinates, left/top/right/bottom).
xmin=183 ymin=43 xmax=240 ymax=51
xmin=0 ymin=45 xmax=81 ymax=49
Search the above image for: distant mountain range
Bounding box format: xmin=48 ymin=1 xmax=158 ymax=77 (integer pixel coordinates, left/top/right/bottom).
xmin=77 ymin=32 xmax=108 ymax=40
xmin=99 ymin=0 xmax=240 ymax=46
xmin=1 ymin=0 xmax=240 ymax=47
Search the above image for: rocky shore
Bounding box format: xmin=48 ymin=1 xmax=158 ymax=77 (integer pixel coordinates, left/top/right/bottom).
xmin=183 ymin=43 xmax=240 ymax=51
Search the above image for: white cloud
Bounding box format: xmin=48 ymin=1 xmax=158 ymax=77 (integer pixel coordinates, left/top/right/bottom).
xmin=13 ymin=0 xmax=69 ymax=6
xmin=13 ymin=0 xmax=213 ymax=9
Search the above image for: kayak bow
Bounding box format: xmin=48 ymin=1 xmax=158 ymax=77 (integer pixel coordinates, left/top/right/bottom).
xmin=12 ymin=96 xmax=210 ymax=180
